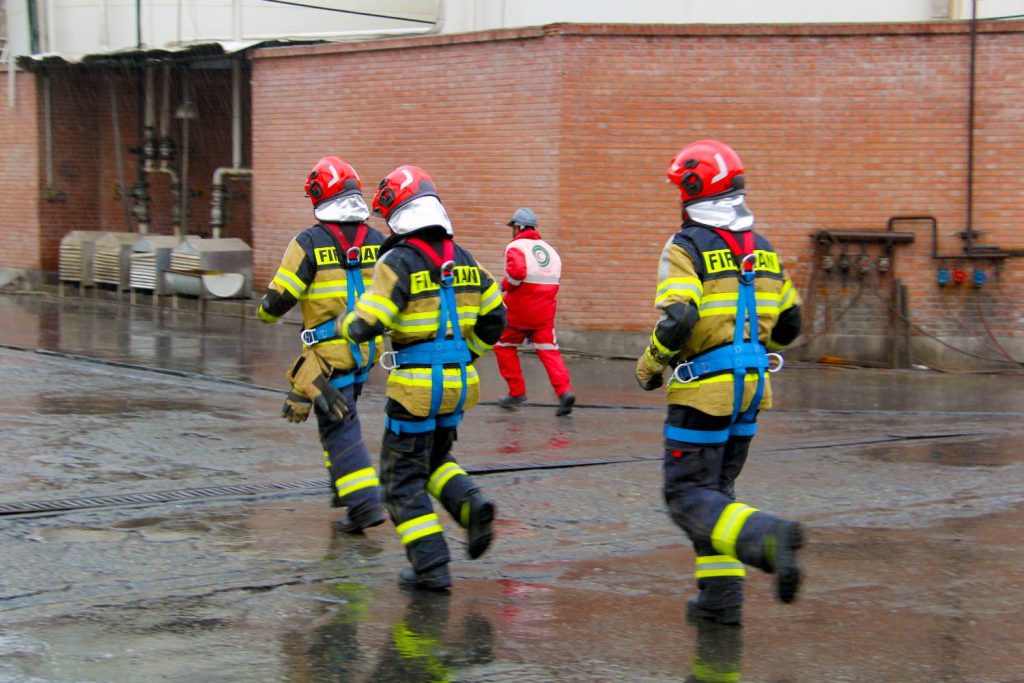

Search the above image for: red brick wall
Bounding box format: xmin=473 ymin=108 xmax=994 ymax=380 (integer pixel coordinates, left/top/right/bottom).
xmin=0 ymin=70 xmax=40 ymax=269
xmin=12 ymin=65 xmax=253 ymax=275
xmin=251 ymin=27 xmax=560 ymax=285
xmin=251 ymin=22 xmax=1024 ymax=351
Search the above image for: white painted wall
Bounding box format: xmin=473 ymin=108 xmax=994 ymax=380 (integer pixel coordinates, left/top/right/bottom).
xmin=6 ymin=0 xmax=1024 ymax=60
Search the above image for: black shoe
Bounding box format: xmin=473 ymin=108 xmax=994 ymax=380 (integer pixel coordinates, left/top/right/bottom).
xmin=770 ymin=521 xmax=805 ymax=604
xmin=399 ymin=565 xmax=452 ymax=591
xmin=465 ymin=493 xmax=496 ymax=560
xmin=333 ymin=507 xmax=386 ymax=535
xmin=497 ymin=394 xmax=527 ymax=410
xmin=686 ymin=597 xmax=742 ymax=626
xmin=555 ymin=391 xmax=575 ymax=416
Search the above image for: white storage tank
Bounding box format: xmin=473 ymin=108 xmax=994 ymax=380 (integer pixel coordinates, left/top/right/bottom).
xmin=164 ymin=237 xmax=253 ymax=299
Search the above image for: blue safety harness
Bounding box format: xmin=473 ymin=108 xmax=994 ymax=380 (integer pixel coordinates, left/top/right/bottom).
xmin=664 ymin=230 xmax=779 ymax=445
xmin=383 ymin=238 xmax=471 ymax=435
xmin=300 ymin=223 xmax=376 ymax=389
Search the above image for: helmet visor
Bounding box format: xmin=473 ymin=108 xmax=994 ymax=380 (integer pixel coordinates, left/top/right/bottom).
xmin=686 ymin=193 xmax=754 ymax=231
xmin=386 ymin=195 xmax=453 ymax=236
xmin=314 ymin=193 xmax=370 ymax=223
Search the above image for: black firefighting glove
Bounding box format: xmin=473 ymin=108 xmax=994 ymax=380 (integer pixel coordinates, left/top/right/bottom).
xmin=635 ymin=345 xmax=668 ymax=391
xmin=310 ymin=375 xmax=348 ymax=422
xmin=285 ymin=350 xmax=348 ymax=423
xmin=281 ymin=389 xmax=312 ymax=423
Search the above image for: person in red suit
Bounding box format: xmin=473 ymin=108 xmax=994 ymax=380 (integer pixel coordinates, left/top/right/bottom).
xmin=494 ymin=208 xmax=576 ymax=417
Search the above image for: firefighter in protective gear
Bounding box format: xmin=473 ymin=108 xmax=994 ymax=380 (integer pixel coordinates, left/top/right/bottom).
xmin=494 ymin=207 xmax=576 ymax=417
xmin=257 ymin=156 xmax=386 ymax=534
xmin=340 ymin=165 xmax=506 ymax=591
xmin=637 ymin=140 xmax=805 ymax=625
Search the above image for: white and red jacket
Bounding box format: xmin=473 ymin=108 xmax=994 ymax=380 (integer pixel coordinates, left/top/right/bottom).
xmin=501 ymin=229 xmax=562 ymax=329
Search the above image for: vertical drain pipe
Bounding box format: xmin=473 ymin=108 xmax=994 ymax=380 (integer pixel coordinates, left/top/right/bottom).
xmin=109 ymin=76 xmax=133 ymax=232
xmin=42 ymin=70 xmax=54 ymax=189
xmin=964 ymin=0 xmax=977 ymax=252
xmin=210 ymin=58 xmax=252 ymax=240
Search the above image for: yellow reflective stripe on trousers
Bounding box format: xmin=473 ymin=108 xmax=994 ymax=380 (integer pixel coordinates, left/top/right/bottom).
xmin=427 ymin=462 xmax=466 ymax=499
xmin=334 ymin=467 xmax=380 ymax=498
xmin=395 ymin=513 xmax=444 ymax=545
xmin=711 ymin=502 xmax=759 ymax=558
xmin=695 ymin=554 xmax=746 ymax=579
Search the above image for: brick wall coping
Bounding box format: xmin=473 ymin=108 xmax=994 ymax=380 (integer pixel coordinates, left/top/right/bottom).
xmin=251 ymin=18 xmax=1024 ymax=61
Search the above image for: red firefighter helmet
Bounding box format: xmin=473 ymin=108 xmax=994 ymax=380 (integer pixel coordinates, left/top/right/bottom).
xmin=304 ymin=156 xmax=361 ymax=206
xmin=372 ymin=165 xmax=439 ymax=221
xmin=666 ymin=140 xmax=745 ymax=204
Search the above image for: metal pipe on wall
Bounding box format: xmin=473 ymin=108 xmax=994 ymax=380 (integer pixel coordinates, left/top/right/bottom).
xmin=210 ymin=58 xmax=252 ymax=240
xmin=109 ymin=75 xmax=133 ymax=232
xmin=964 ymin=0 xmax=977 ymax=251
xmin=42 ymin=71 xmax=53 ymax=187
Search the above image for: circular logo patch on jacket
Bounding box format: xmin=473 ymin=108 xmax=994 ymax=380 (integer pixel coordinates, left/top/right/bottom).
xmin=532 ymin=245 xmax=550 ymax=267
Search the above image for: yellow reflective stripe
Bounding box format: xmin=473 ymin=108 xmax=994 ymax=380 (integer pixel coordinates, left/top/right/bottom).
xmin=711 ymin=503 xmax=759 ymax=558
xmin=340 ymin=311 xmax=356 ymax=341
xmin=466 ymin=332 xmax=493 ymax=357
xmin=273 ymin=268 xmax=305 ymax=298
xmin=655 ymin=277 xmax=703 ymax=307
xmin=396 ymin=513 xmax=444 ymax=545
xmin=699 ymin=292 xmax=739 ymax=317
xmin=335 ymin=467 xmax=380 ymax=498
xmin=779 ymin=280 xmax=796 ymax=311
xmin=302 ymin=279 xmax=349 ymax=301
xmin=427 ymin=462 xmax=467 ymax=499
xmin=695 ymin=555 xmax=746 ymax=579
xmin=668 ymin=371 xmax=761 ymax=388
xmin=357 ymin=293 xmax=399 ymax=325
xmin=389 ymin=367 xmax=480 ymax=388
xmin=393 ymin=308 xmax=480 ymax=333
xmin=649 ymin=333 xmax=675 ymax=359
xmin=691 ymin=660 xmax=740 ymax=683
xmin=479 ymin=282 xmax=502 ymax=314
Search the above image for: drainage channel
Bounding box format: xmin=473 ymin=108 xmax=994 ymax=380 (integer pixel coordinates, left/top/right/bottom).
xmin=0 ymin=455 xmax=658 ymax=518
xmin=0 ymin=430 xmax=986 ymax=519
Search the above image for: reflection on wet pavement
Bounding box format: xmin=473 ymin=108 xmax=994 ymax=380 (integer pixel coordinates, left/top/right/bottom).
xmin=1 ymin=293 xmax=1024 ymax=682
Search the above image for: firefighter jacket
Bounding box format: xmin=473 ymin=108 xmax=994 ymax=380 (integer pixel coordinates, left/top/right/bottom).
xmin=501 ymin=229 xmax=562 ymax=329
xmin=650 ymin=223 xmax=802 ymax=416
xmin=258 ymin=221 xmax=385 ymax=374
xmin=343 ymin=231 xmax=507 ymax=417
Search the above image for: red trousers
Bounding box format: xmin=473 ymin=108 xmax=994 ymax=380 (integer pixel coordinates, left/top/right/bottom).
xmin=494 ymin=325 xmax=573 ymax=398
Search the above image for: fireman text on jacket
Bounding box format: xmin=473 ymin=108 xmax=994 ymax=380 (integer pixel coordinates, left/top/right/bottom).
xmin=703 ymin=249 xmax=780 ymax=275
xmin=409 ymin=266 xmax=481 ymax=294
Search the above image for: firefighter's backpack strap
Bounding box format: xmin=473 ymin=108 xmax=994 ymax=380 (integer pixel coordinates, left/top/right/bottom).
xmin=384 ymin=238 xmax=470 ymax=435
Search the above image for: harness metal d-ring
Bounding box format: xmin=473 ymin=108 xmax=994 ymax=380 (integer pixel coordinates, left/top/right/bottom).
xmin=739 ymin=252 xmax=757 ymax=283
xmin=439 ymin=259 xmax=456 ymax=287
xmin=346 ymin=246 xmax=361 ymax=267
xmin=300 ymin=329 xmax=318 ymax=346
xmin=767 ymin=352 xmax=784 ymax=373
xmin=672 ymin=361 xmax=699 ymax=384
xmin=379 ymin=350 xmax=399 ymax=371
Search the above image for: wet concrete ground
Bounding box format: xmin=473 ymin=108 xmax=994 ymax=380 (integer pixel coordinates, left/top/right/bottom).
xmin=1 ymin=293 xmax=1023 ymax=682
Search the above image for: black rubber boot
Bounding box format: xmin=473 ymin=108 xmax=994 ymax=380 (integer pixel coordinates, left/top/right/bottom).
xmin=767 ymin=521 xmax=805 ymax=604
xmin=555 ymin=391 xmax=576 ymax=417
xmin=399 ymin=564 xmax=452 ymax=591
xmin=465 ymin=493 xmax=496 ymax=560
xmin=497 ymin=394 xmax=527 ymax=410
xmin=333 ymin=507 xmax=386 ymax=535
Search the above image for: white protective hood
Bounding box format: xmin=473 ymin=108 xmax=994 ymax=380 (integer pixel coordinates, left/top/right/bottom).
xmin=386 ymin=195 xmax=453 ymax=236
xmin=686 ymin=192 xmax=754 ymax=232
xmin=313 ymin=193 xmax=370 ymax=223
